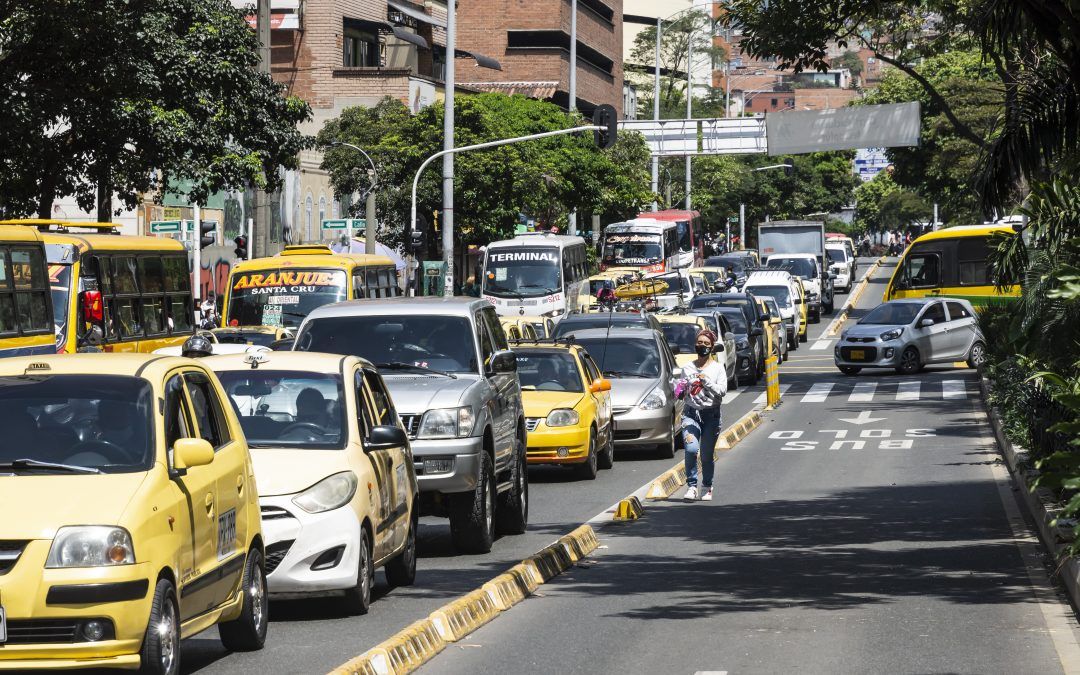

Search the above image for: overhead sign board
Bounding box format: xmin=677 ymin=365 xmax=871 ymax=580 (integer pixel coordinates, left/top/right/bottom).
xmin=766 ymin=102 xmax=921 ymax=156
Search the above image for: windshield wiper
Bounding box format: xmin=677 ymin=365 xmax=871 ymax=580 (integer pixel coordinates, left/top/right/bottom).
xmin=0 ymin=458 xmax=102 ymax=474
xmin=377 ymin=362 xmax=458 ymax=379
xmin=604 ymin=370 xmax=651 ymax=378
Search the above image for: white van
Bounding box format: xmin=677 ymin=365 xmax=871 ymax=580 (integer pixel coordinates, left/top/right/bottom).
xmin=826 ymin=244 xmax=854 ymax=292
xmin=744 ymin=270 xmax=803 ymax=348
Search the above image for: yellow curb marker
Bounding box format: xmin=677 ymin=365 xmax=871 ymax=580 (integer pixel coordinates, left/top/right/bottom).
xmin=613 ymin=495 xmax=644 ymax=521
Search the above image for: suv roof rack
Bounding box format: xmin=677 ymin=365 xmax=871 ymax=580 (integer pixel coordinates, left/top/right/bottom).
xmin=0 ymin=218 xmax=122 ymax=233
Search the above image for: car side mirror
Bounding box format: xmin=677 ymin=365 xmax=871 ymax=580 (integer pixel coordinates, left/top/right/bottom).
xmin=80 ymin=324 xmax=104 ymax=348
xmin=590 ymin=378 xmax=611 ymax=393
xmin=751 ymin=326 xmax=764 ymax=336
xmin=713 ymin=343 xmax=724 ymax=353
xmin=667 ymin=341 xmax=681 ymax=355
xmin=490 ymin=349 xmax=517 ymax=374
xmin=919 ymin=318 xmax=935 ymax=328
xmin=366 ymin=425 xmax=408 ymax=451
xmin=173 ymin=438 xmax=214 ymax=474
xmin=761 ymin=311 xmax=771 ymax=320
xmin=794 ymin=297 xmax=803 ymax=304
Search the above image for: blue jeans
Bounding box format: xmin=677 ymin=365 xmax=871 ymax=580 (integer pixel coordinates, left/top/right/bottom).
xmin=682 ymin=406 xmax=721 ymax=489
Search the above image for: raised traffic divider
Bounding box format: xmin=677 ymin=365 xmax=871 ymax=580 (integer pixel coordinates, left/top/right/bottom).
xmin=428 ymin=587 xmax=500 ymax=642
xmin=329 ymin=617 xmax=446 ymax=675
xmin=614 ymin=495 xmax=644 ymax=521
xmin=765 ymin=355 xmax=781 ymax=407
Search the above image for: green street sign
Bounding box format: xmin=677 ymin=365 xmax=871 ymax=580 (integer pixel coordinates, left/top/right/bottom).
xmin=322 ymin=218 xmax=365 ymax=230
xmin=150 ymin=220 xmax=182 ymax=233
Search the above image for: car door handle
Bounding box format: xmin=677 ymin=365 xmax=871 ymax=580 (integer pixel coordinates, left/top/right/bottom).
xmin=236 ymin=474 xmax=244 ymax=496
xmin=205 ymin=493 xmax=215 ymax=517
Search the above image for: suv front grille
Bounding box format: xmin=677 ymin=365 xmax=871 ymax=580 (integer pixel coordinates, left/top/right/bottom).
xmin=400 ymin=414 xmax=421 ymax=439
xmin=0 ymin=540 xmax=28 ymax=575
xmin=525 ymin=418 xmax=542 ymax=432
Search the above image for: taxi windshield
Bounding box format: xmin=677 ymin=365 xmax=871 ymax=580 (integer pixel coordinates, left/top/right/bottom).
xmin=661 ymin=323 xmax=699 ymax=352
xmin=516 ymin=352 xmax=583 ymax=392
xmin=216 ymin=370 xmax=346 ymax=449
xmin=227 ymin=268 xmax=347 ymax=328
xmin=214 ymin=331 xmax=278 ymax=347
xmin=0 ymin=375 xmax=153 ymax=473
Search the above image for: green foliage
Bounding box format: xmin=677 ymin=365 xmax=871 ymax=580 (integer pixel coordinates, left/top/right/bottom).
xmin=629 ymin=10 xmax=726 ymax=119
xmin=853 ymin=172 xmax=899 ymax=231
xmin=832 ymin=51 xmax=864 ymax=79
xmin=0 ymin=0 xmax=311 ymax=217
xmin=876 ymin=190 xmax=931 ymax=229
xmin=318 ymin=95 xmax=654 ymax=251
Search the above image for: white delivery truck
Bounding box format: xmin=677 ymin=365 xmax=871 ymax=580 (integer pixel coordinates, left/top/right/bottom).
xmin=758 ymin=220 xmax=836 ymax=321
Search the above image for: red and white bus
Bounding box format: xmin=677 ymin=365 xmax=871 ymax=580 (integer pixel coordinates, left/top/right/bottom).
xmin=637 ymin=209 xmax=702 ymax=269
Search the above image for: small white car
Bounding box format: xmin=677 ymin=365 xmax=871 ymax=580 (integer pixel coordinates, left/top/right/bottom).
xmin=826 ymin=244 xmax=854 ymax=292
xmin=206 ymin=351 xmax=418 ymax=615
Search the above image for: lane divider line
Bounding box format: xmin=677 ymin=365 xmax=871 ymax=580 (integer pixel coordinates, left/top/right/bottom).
xmin=824 ymin=257 xmax=886 ymax=338
xmin=328 ymin=525 xmax=600 ymax=675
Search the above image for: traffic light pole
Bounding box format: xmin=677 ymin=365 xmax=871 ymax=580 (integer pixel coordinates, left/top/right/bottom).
xmin=409 ymin=125 xmax=606 ymax=297
xmin=193 ymin=204 xmax=202 ymax=302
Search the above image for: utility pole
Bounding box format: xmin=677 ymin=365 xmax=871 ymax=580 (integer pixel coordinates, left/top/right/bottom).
xmin=442 ymin=0 xmax=456 ymax=296
xmin=193 ymin=204 xmax=202 ymax=302
xmin=568 ymin=0 xmax=578 ymax=235
xmin=365 ymin=173 xmax=377 ymax=254
xmin=685 ymin=31 xmax=692 ymax=211
xmin=255 ymin=0 xmax=271 ymax=257
xmin=651 ymin=17 xmax=661 ymax=212
xmin=739 ymin=202 xmax=745 ymax=248
xmin=933 ymin=202 xmax=939 ymax=231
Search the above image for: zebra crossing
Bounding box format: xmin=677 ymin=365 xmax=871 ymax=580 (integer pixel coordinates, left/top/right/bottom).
xmin=723 ymin=378 xmax=974 ymax=405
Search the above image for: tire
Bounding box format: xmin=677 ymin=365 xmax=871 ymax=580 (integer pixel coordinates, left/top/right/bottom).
xmin=896 ymin=347 xmax=921 ymax=375
xmin=727 ymin=373 xmax=737 ymax=391
xmin=450 ymin=451 xmax=496 ymax=552
xmin=496 ymin=436 xmax=528 ymax=535
xmin=385 ymin=509 xmax=417 ymax=587
xmin=656 ymin=417 xmax=676 ymax=459
xmin=597 ymin=426 xmax=615 ymax=470
xmin=967 ymin=341 xmax=987 ymax=369
xmin=340 ymin=528 xmax=374 ymax=615
xmin=573 ymin=431 xmax=599 ymax=480
xmin=810 ymin=311 xmax=821 ymax=324
xmin=799 ymin=331 xmax=808 ymax=343
xmin=789 ymin=332 xmax=799 ymax=351
xmin=824 ymin=299 xmax=835 ymax=314
xmin=839 ymin=366 xmax=861 ymax=375
xmin=219 ymin=549 xmax=268 ymax=651
xmin=139 ymin=579 xmax=180 ymax=675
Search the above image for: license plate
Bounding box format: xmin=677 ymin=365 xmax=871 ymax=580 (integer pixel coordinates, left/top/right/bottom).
xmin=0 ymin=605 xmax=6 ymax=644
xmin=849 ymin=349 xmax=865 ymax=361
xmin=217 ymin=508 xmax=237 ymax=561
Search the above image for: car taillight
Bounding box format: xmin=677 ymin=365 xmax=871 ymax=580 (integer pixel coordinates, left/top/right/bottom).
xmin=82 ymin=290 xmax=103 ymax=323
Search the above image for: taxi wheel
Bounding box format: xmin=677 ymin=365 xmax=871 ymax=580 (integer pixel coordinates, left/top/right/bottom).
xmin=341 ymin=529 xmax=374 ymax=615
xmin=219 ymin=549 xmax=268 ymax=651
xmin=386 ymin=509 xmax=417 ymax=587
xmin=598 ymin=427 xmax=615 ymax=470
xmin=799 ymin=332 xmax=808 ymax=343
xmin=573 ymin=431 xmax=599 ymax=480
xmin=496 ymin=437 xmax=529 ymax=536
xmin=139 ymin=579 xmax=180 ymax=675
xmin=451 ymin=451 xmax=496 ymax=553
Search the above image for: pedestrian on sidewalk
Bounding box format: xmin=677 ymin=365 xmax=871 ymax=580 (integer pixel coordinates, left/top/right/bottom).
xmin=673 ymin=329 xmax=727 ymax=502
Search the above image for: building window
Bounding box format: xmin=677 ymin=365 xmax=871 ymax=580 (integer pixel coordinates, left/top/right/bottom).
xmin=318 ymin=196 xmax=327 ymax=231
xmin=305 ymin=194 xmax=313 ymax=243
xmin=771 ymin=98 xmax=778 ymax=106
xmin=343 ymin=20 xmax=381 ymax=67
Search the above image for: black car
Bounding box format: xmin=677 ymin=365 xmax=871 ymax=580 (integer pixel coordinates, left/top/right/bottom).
xmin=553 ymin=311 xmax=662 ymax=339
xmin=689 ymin=292 xmax=769 ymax=381
xmin=713 ymin=307 xmax=760 ymax=386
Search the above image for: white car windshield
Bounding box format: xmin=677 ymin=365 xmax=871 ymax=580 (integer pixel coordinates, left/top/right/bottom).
xmin=217 ymin=370 xmax=346 ymax=449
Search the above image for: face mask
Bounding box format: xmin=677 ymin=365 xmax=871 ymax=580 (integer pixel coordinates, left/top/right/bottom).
xmin=695 ymin=344 xmax=711 ymax=358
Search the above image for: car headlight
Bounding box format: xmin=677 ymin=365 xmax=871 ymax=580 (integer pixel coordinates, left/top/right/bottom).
xmin=46 ymin=526 xmax=135 ymax=568
xmin=639 ymin=388 xmax=666 ymax=410
xmin=292 ymin=471 xmax=358 ymax=514
xmin=736 ymin=338 xmax=749 ymax=349
xmin=880 ymin=327 xmax=904 ymax=341
xmin=546 ymin=409 xmax=580 ymax=427
xmin=417 ymin=406 xmax=475 ymax=439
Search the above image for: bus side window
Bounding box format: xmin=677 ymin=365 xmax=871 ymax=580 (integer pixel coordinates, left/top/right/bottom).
xmin=163 ymin=255 xmax=193 ymax=334
xmin=958 ymin=238 xmax=990 ymax=285
xmin=352 ymin=269 xmax=366 ymax=299
xmin=904 ymin=253 xmax=941 ymax=289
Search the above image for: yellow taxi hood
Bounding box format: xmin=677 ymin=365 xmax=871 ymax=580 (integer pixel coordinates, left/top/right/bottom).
xmin=250 ymin=448 xmax=350 ymax=497
xmin=0 ymin=472 xmax=147 ymax=540
xmin=522 ymin=390 xmax=585 ymax=418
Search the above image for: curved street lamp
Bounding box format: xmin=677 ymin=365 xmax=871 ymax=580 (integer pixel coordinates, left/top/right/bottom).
xmin=324 ymin=141 xmax=379 ymax=254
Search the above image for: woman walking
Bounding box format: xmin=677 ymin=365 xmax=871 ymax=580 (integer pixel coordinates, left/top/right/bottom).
xmin=674 ymin=330 xmax=728 ymax=501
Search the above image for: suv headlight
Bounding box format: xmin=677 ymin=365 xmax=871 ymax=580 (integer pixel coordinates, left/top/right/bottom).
xmin=46 ymin=526 xmax=135 ymax=568
xmin=880 ymin=327 xmax=904 ymax=341
xmin=639 ymin=388 xmax=666 ymax=410
xmin=417 ymin=406 xmax=475 ymax=439
xmin=292 ymin=471 xmax=358 ymax=513
xmin=546 ymin=409 xmax=580 ymax=427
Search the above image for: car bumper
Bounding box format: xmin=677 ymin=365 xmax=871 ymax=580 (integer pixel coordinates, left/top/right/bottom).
xmin=0 ymin=541 xmax=152 ymax=667
xmin=525 ymin=425 xmax=591 ymax=465
xmin=612 ymin=405 xmax=674 ymax=446
xmin=834 ymin=341 xmax=903 ymax=368
xmin=259 ymin=495 xmax=362 ymax=596
xmin=409 ymin=435 xmax=484 ymax=494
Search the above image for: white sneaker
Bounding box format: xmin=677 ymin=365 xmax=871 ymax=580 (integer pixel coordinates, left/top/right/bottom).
xmin=684 ymin=486 xmax=698 ymax=501
xmin=701 ymin=488 xmax=713 ymax=501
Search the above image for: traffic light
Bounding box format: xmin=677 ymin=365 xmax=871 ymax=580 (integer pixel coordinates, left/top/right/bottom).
xmin=233 ymin=235 xmax=248 ymax=259
xmin=592 ymin=104 xmax=618 ymax=149
xmin=409 ymin=226 xmax=427 ymax=255
xmin=783 ymin=158 xmax=795 ymax=177
xmin=198 ymin=221 xmax=216 ymax=249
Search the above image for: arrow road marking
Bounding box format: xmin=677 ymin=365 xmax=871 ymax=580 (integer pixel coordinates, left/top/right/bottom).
xmin=838 ymin=410 xmax=887 ymax=425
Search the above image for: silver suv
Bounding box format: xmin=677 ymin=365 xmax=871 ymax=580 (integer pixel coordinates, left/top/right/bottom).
xmin=294 ymin=298 xmax=527 ymax=554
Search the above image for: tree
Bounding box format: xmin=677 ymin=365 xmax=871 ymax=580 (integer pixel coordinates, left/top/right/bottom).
xmin=629 ymin=9 xmax=727 ymax=118
xmin=0 ymin=0 xmax=311 ymax=219
xmin=877 ymin=190 xmax=931 ymax=229
xmin=832 ymin=51 xmax=864 ymax=81
xmin=853 ymin=172 xmax=899 ymax=231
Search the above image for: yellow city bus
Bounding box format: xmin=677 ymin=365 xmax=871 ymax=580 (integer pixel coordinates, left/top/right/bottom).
xmin=0 ymin=224 xmax=56 ymax=356
xmin=884 ymin=225 xmax=1020 ymax=306
xmin=222 ymin=244 xmax=400 ymax=329
xmin=0 ymin=219 xmax=195 ymax=353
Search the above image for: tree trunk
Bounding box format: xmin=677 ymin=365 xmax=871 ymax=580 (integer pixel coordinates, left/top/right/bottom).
xmin=96 ymin=166 xmax=112 ymax=222
xmin=37 ymin=170 xmax=57 ymax=219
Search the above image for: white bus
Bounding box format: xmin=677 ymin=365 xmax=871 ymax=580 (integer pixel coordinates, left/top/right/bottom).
xmin=600 ymin=219 xmax=682 ymax=274
xmin=481 ymin=233 xmax=589 ymax=317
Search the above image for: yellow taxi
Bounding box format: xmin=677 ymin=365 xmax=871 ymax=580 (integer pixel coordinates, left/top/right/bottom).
xmin=206 ymin=351 xmax=417 ymax=615
xmin=794 ymin=279 xmax=809 ymax=342
xmin=0 ymin=354 xmax=265 ymax=673
xmin=499 ymin=317 xmax=539 ymax=342
xmin=657 ymin=314 xmax=717 ymax=367
xmin=518 ymin=315 xmax=556 ymax=339
xmin=583 ymin=270 xmax=639 ymax=311
xmin=0 ymin=224 xmax=55 ymax=357
xmin=210 ymin=325 xmax=294 ymax=348
xmin=514 ymin=342 xmax=612 ymax=479
xmin=687 ymin=266 xmax=728 ymax=293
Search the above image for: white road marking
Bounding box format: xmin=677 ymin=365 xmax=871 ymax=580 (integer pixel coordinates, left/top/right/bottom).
xmin=942 ymin=379 xmax=967 ymax=399
xmin=754 ymin=384 xmax=791 ymax=404
xmin=838 ymin=410 xmax=886 ymax=425
xmin=801 ymin=382 xmax=834 ymax=402
xmin=810 ymin=338 xmax=835 ymax=351
xmin=848 ymin=381 xmax=877 ymax=402
xmin=723 ymin=388 xmax=741 ymax=402
xmin=896 ymin=381 xmax=921 ymax=401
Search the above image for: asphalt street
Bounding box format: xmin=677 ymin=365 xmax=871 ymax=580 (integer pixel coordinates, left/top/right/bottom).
xmin=174 ymin=262 xmax=871 ymax=674
xmin=422 ymin=259 xmax=1080 ymax=674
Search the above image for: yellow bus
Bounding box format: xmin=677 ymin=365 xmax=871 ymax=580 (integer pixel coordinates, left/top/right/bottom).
xmin=222 ymin=244 xmax=400 ymax=329
xmin=0 ymin=219 xmax=195 ymax=354
xmin=884 ymin=225 xmax=1019 ymax=305
xmin=0 ymin=224 xmax=56 ymax=356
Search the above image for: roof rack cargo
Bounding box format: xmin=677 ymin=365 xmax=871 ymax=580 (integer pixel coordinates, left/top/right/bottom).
xmin=0 ymin=219 xmax=122 ymax=233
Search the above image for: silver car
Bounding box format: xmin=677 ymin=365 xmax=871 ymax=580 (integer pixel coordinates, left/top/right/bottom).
xmin=567 ymin=327 xmax=683 ymax=458
xmin=835 ymin=298 xmax=986 ymax=375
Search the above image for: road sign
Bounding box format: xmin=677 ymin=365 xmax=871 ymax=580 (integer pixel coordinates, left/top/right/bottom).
xmin=163 ymin=207 xmax=182 ymax=220
xmin=150 ymin=220 xmax=182 ymax=233
xmin=322 ymin=218 xmax=364 ymax=230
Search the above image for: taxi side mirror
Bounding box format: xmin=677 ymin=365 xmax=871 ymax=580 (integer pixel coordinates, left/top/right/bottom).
xmin=366 ymin=425 xmax=408 ymax=452
xmin=712 ymin=343 xmax=725 ymax=353
xmin=173 ymin=438 xmax=214 ymax=475
xmin=590 ymin=378 xmax=611 ymax=393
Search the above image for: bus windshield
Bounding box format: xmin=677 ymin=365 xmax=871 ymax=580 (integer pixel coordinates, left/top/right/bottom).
xmin=483 ymin=248 xmax=561 ymax=299
xmin=227 ymin=269 xmax=347 ymax=328
xmin=603 ymin=233 xmax=662 ymax=266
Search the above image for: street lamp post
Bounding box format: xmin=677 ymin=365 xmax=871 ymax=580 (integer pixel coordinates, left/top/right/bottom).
xmin=325 ymin=141 xmax=379 ymax=255
xmin=651 ymin=16 xmax=661 ymax=212
xmin=442 ymin=0 xmax=457 ymax=297
xmin=568 ymin=0 xmax=578 ymax=235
